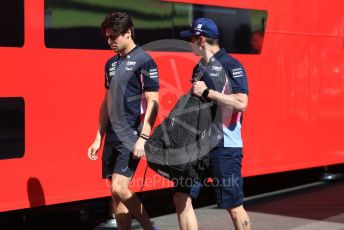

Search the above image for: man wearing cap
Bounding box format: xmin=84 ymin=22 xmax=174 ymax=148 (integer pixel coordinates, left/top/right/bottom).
xmin=173 ymin=18 xmax=251 ymax=230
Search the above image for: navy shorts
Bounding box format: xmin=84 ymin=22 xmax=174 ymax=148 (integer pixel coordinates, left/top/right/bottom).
xmin=210 ymin=147 xmax=244 ymax=209
xmin=174 ymin=147 xmax=244 ymax=209
xmin=102 ymin=141 xmax=139 ymax=179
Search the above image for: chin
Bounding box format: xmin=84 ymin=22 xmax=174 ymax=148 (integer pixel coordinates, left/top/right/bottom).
xmin=192 ymin=51 xmax=201 ymax=56
xmin=114 ymin=47 xmax=123 ymax=53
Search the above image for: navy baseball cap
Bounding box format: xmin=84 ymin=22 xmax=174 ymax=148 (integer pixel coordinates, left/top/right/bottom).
xmin=180 ymin=18 xmax=219 ymax=39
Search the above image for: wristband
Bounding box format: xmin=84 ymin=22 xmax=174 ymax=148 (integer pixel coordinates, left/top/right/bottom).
xmin=140 ymin=133 xmax=149 ymax=138
xmin=201 ymin=88 xmax=210 ymax=100
xmin=139 ymin=133 xmax=149 ymax=140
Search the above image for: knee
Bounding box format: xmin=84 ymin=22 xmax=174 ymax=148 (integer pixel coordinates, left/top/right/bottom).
xmin=228 ymin=206 xmax=250 ymax=225
xmin=228 ymin=205 xmax=246 ymax=219
xmin=111 ymin=182 xmax=128 ymax=199
xmin=112 ymin=188 xmax=124 ymax=200
xmin=173 ymin=192 xmax=192 ymax=212
xmin=229 ymin=208 xmax=240 ymax=221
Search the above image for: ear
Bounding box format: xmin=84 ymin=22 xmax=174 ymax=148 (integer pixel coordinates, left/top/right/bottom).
xmin=126 ymin=29 xmax=131 ymax=39
xmin=199 ymin=36 xmax=206 ymax=46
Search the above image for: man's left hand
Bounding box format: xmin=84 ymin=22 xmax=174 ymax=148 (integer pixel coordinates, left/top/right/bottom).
xmin=133 ymin=137 xmax=146 ymax=158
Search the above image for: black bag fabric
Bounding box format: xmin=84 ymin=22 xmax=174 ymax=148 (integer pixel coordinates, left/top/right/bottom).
xmin=144 ymin=92 xmax=222 ymax=181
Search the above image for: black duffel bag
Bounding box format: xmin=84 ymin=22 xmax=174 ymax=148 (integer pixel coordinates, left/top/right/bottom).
xmin=144 ymin=91 xmax=222 ymax=181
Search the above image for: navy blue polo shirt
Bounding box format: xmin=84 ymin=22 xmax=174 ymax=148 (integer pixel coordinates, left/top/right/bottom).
xmin=192 ymin=48 xmax=248 ymax=147
xmin=104 ymin=46 xmax=159 ymax=142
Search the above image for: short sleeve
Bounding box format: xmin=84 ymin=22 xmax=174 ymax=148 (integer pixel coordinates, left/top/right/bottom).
xmin=104 ymin=61 xmax=110 ymax=89
xmin=224 ymin=63 xmax=249 ymax=95
xmin=139 ymin=58 xmax=159 ymax=91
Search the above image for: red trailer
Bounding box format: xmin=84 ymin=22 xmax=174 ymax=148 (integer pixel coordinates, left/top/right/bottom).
xmin=0 ymin=0 xmax=343 ymax=212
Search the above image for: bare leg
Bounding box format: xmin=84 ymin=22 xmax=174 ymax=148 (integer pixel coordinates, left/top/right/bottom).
xmin=112 ymin=173 xmax=153 ymax=230
xmin=227 ymin=205 xmax=251 ymax=230
xmin=112 ymin=194 xmax=132 ymax=230
xmin=173 ymin=192 xmax=198 ymax=230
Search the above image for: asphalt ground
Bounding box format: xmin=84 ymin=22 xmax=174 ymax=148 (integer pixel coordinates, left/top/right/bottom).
xmin=150 ymin=180 xmax=344 ymax=230
xmin=0 ymin=165 xmax=343 ymax=230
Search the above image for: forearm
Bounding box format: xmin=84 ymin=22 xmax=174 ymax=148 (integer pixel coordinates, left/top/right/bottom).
xmin=140 ymin=92 xmax=159 ymax=135
xmin=207 ymin=89 xmax=247 ymax=112
xmin=97 ymin=103 xmax=108 ymax=139
xmin=95 ymin=93 xmax=109 ymax=141
xmin=192 ymin=81 xmax=248 ymax=112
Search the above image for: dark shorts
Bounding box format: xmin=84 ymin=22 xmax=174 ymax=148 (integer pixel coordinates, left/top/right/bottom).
xmin=174 ymin=147 xmax=244 ymax=209
xmin=102 ymin=141 xmax=139 ymax=179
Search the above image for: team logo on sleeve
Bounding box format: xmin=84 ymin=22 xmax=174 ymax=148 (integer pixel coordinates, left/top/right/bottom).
xmin=232 ymin=68 xmax=243 ymax=78
xmin=148 ymin=68 xmax=158 ymax=78
xmin=109 ymin=61 xmax=117 ymax=76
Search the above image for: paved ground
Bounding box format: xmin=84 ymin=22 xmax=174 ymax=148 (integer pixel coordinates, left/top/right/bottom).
xmin=148 ymin=181 xmax=344 ymax=230
xmin=1 ymin=169 xmax=343 ymax=230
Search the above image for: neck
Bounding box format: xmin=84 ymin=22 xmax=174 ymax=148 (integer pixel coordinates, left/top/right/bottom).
xmin=202 ymin=45 xmax=220 ymax=63
xmin=119 ymin=40 xmax=136 ymax=57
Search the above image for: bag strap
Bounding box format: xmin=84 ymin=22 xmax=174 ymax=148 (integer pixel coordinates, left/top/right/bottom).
xmin=178 ymin=70 xmax=205 ymax=109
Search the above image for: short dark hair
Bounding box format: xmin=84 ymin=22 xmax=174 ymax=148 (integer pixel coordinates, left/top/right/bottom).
xmin=205 ymin=37 xmax=219 ymax=45
xmin=101 ymin=12 xmax=135 ymax=39
xmin=193 ymin=36 xmax=219 ymax=46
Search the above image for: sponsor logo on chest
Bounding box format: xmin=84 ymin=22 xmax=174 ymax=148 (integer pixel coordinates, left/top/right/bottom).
xmin=125 ymin=61 xmax=136 ymax=71
xmin=211 ymin=66 xmax=222 ymax=72
xmin=209 ymin=72 xmax=220 ymax=77
xmin=209 ymin=65 xmax=222 ymax=77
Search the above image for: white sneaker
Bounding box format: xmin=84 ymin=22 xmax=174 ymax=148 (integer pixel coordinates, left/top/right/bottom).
xmin=152 ymin=223 xmax=159 ymax=230
xmin=96 ymin=218 xmax=117 ymax=228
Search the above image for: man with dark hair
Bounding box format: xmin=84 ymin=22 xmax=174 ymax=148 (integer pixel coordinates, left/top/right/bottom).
xmin=88 ymin=12 xmax=159 ymax=230
xmin=173 ymin=18 xmax=251 ymax=230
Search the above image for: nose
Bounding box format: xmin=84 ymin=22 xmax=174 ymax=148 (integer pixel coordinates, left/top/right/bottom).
xmin=189 ymin=42 xmax=198 ymax=49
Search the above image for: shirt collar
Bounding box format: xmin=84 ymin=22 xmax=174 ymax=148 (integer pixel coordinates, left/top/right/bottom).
xmin=116 ymin=45 xmax=140 ymax=60
xmin=209 ymin=48 xmax=226 ymax=64
xmin=198 ymin=48 xmax=227 ymax=67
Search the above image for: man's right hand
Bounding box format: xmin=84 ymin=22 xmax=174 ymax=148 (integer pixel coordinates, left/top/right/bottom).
xmin=88 ymin=139 xmax=101 ymax=160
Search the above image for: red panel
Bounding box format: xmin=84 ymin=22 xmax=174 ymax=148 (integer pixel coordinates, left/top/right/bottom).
xmin=0 ymin=0 xmax=344 ymax=212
